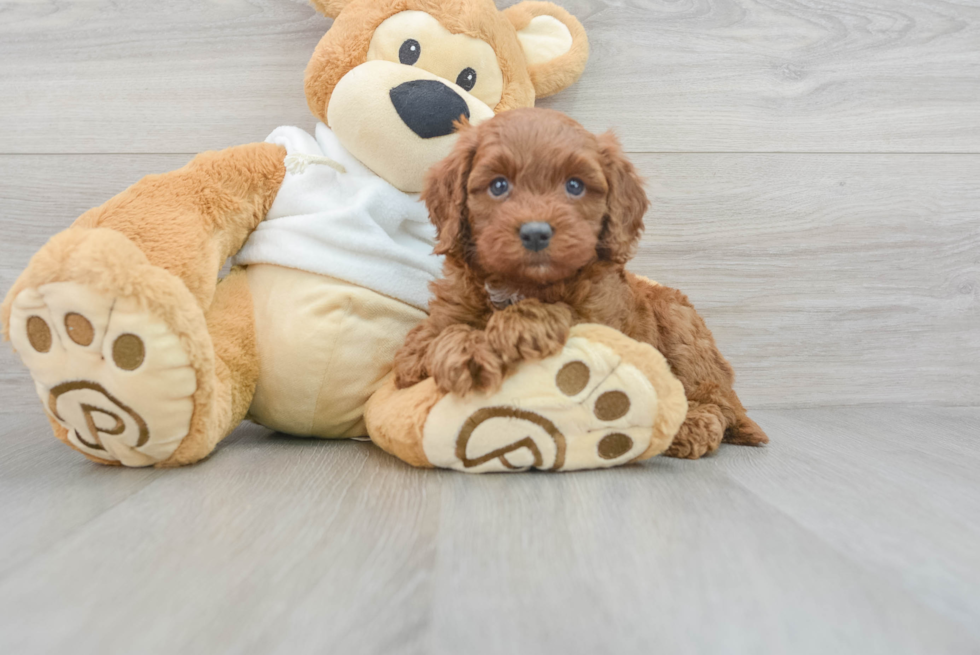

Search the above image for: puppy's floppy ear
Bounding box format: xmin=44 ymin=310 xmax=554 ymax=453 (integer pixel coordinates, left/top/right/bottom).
xmin=597 ymin=131 xmax=649 ymax=265
xmin=308 ymin=0 xmax=351 ymax=19
xmin=504 ymin=2 xmax=590 ymax=99
xmin=422 ymin=122 xmax=479 ymax=259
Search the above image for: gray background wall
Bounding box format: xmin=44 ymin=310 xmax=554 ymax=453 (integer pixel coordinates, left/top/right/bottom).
xmin=2 ymin=0 xmax=977 ymax=412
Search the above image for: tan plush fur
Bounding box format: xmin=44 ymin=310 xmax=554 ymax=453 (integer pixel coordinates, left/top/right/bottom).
xmin=569 ymin=324 xmax=688 ymax=460
xmin=2 ymin=228 xmax=219 ymax=464
xmin=71 ymin=143 xmax=287 ymax=309
xmin=367 ymin=322 xmax=688 ymax=467
xmin=502 ymin=1 xmax=589 ymax=98
xmin=305 ymin=0 xmax=588 ymax=122
xmin=394 ymin=109 xmax=769 ymax=459
xmin=309 ymin=0 xmax=352 ymax=19
xmin=3 ymin=0 xmax=591 ymax=467
xmin=1 ymin=143 xmax=284 ymax=467
xmin=164 ymin=266 xmax=259 ymax=467
xmin=364 ymin=376 xmax=441 ymax=468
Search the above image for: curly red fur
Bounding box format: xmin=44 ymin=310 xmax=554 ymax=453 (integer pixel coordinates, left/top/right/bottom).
xmin=393 ymin=108 xmax=768 ymax=459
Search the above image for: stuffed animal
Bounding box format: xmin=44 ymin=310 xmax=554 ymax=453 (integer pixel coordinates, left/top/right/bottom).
xmin=1 ymin=0 xmax=593 ymax=467
xmin=368 ymin=324 xmax=688 ymax=472
xmin=364 ymin=108 xmax=707 ymax=474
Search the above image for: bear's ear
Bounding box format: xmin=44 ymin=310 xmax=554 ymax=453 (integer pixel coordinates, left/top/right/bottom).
xmin=504 ymin=1 xmax=589 ymax=99
xmin=308 ymin=0 xmax=352 ymax=19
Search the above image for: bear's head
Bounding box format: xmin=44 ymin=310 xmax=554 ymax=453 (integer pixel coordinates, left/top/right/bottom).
xmin=304 ymin=0 xmax=588 ymax=192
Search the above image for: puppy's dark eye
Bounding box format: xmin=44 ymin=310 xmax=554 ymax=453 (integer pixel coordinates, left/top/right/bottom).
xmin=399 ymin=39 xmax=421 ymax=66
xmin=489 ymin=177 xmax=510 ymax=198
xmin=566 ymin=178 xmax=585 ymax=197
xmin=456 ymin=68 xmax=477 ymax=92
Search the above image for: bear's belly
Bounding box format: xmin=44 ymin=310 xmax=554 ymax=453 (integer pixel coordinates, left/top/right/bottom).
xmin=246 ymin=264 xmax=427 ymax=438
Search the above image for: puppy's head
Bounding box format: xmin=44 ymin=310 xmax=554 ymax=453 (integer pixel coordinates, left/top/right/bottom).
xmin=423 ymin=108 xmax=648 ymax=287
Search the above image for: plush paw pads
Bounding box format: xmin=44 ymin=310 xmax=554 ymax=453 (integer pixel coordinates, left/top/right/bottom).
xmin=8 ymin=282 xmax=197 ymax=466
xmin=421 ymin=336 xmax=661 ymax=473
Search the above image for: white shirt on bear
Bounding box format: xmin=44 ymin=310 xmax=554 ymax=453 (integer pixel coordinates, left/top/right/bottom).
xmin=234 ymin=122 xmax=442 ymax=311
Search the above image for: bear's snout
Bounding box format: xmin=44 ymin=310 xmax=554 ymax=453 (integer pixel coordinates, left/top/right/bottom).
xmin=389 ymin=80 xmax=470 ymax=139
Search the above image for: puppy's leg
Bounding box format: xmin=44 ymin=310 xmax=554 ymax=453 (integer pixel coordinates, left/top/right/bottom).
xmin=664 ymin=357 xmax=769 ymax=459
xmin=425 ymin=324 xmax=505 ymax=396
xmin=394 ymin=321 xmax=439 ymax=389
xmin=637 ymin=283 xmax=768 ymax=459
xmin=725 ymin=414 xmax=770 ymax=446
xmin=485 ymin=299 xmax=572 ymax=368
xmin=665 ymin=400 xmax=726 ymax=460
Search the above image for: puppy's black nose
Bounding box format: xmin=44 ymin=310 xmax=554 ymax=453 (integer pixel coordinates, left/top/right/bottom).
xmin=389 ymin=80 xmax=470 ymax=139
xmin=520 ymin=222 xmax=554 ymax=252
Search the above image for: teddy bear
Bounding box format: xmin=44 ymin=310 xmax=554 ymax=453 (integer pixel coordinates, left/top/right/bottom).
xmin=2 ymin=0 xmax=687 ymax=472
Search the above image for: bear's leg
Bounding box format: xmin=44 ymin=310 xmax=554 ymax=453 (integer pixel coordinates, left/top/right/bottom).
xmin=2 ymin=143 xmax=284 ymax=466
xmin=161 ymin=266 xmax=259 ymax=467
xmin=366 ymin=324 xmax=690 ymax=473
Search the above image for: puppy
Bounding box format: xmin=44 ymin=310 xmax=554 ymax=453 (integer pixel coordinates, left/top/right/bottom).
xmin=393 ymin=108 xmax=768 ymax=459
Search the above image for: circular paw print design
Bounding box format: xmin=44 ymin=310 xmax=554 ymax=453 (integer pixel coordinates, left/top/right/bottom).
xmin=9 ymin=282 xmax=198 ymax=466
xmin=422 ymin=337 xmax=660 ymax=473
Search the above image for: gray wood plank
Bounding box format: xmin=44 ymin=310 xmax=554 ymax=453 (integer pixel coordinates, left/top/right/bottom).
xmin=0 ymin=413 xmax=167 ymax=580
xmin=3 ymin=153 xmax=977 ymax=411
xmin=632 ymin=152 xmax=980 ymax=408
xmin=0 ymin=418 xmax=442 ymax=655
xmin=563 ymin=0 xmax=980 ymax=153
xmin=0 ymin=155 xmax=192 ymax=413
xmin=0 ymin=0 xmax=328 ymax=155
xmin=423 ymin=447 xmax=977 ymax=655
xmin=1 ymin=0 xmax=979 ymax=154
xmin=0 ymin=408 xmax=978 ymax=654
xmin=724 ymin=406 xmax=980 ymax=637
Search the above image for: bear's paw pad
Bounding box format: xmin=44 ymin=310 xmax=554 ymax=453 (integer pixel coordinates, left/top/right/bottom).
xmin=422 ymin=336 xmax=659 ymax=473
xmin=9 ymin=282 xmax=197 ymax=466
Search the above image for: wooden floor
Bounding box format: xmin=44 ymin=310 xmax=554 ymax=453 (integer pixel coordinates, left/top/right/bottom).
xmin=1 ymin=408 xmax=979 ymax=654
xmin=1 ymin=0 xmax=978 ymax=653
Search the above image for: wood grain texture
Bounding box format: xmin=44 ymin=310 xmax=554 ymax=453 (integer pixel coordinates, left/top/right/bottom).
xmin=558 ymin=0 xmax=980 ymax=153
xmin=0 ymin=0 xmax=328 ymax=155
xmin=0 ymin=408 xmax=978 ymax=654
xmin=1 ymin=0 xmax=978 ymax=154
xmin=2 ymin=153 xmax=977 ymax=411
xmin=0 ymin=155 xmax=192 ymax=413
xmin=1 ymin=1 xmax=978 ymax=653
xmin=633 ymin=152 xmax=980 ymax=408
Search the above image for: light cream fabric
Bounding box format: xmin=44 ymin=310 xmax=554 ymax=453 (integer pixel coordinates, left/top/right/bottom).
xmin=327 ymin=62 xmax=494 ymax=193
xmin=422 ymin=336 xmax=661 ymax=472
xmin=234 ymin=124 xmax=443 ymax=310
xmin=367 ymin=11 xmax=504 ymax=109
xmin=516 ymin=15 xmax=574 ymax=66
xmin=246 ymin=264 xmax=426 ymax=439
xmin=9 ymin=282 xmax=196 ymax=466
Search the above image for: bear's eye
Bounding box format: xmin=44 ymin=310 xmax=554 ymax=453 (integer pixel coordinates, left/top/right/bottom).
xmin=489 ymin=177 xmax=510 ymax=198
xmin=566 ymin=178 xmax=585 ymax=197
xmin=456 ymin=68 xmax=477 ymax=92
xmin=399 ymin=39 xmax=421 ymax=66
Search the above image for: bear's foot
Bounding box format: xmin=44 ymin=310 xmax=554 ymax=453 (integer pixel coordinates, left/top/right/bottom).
xmin=366 ymin=325 xmax=688 ymax=473
xmin=3 ymin=229 xmax=218 ymax=467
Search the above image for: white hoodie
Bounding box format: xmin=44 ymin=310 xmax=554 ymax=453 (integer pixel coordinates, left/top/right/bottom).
xmin=234 ymin=123 xmax=442 ymax=310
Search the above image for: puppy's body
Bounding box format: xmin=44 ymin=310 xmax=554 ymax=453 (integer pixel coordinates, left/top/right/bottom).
xmin=395 ymin=109 xmax=767 ymax=459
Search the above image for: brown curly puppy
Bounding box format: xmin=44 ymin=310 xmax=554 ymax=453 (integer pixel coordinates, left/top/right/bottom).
xmin=393 ymin=108 xmax=768 ymax=459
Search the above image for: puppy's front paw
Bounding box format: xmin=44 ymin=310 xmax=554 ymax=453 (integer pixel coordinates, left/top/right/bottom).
xmin=486 ymin=300 xmax=572 ymax=366
xmin=665 ymin=405 xmax=725 ymax=460
xmin=426 ymin=325 xmax=504 ymax=396
xmin=393 ymin=353 xmax=427 ymax=390
xmin=393 ymin=324 xmax=432 ymax=389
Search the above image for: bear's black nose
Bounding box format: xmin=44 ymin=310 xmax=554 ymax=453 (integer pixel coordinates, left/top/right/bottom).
xmin=389 ymin=80 xmax=470 ymax=139
xmin=520 ymin=222 xmax=554 ymax=252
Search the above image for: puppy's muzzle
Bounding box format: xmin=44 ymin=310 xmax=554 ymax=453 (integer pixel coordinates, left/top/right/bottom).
xmin=520 ymin=222 xmax=554 ymax=252
xmin=390 ymin=80 xmax=470 ymax=139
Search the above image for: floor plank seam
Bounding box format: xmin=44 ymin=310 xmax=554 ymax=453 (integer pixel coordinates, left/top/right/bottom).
xmin=718 ymin=467 xmax=980 ymax=638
